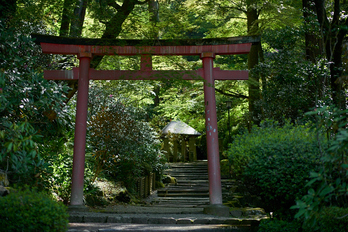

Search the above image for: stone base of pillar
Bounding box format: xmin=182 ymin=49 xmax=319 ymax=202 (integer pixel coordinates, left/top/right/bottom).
xmin=203 ymin=204 xmax=230 ymax=217
xmin=68 ymin=205 xmax=89 ymax=212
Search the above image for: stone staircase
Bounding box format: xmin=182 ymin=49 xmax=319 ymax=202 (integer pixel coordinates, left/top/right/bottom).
xmin=152 ymin=161 xmax=210 ymax=208
xmin=68 ymin=161 xmax=266 ymax=231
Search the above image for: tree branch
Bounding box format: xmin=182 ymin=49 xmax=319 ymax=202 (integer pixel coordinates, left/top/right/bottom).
xmin=135 ymin=0 xmax=150 ymax=5
xmin=218 ymin=5 xmax=247 ymax=14
xmin=215 ymin=88 xmax=248 ymax=99
xmin=332 ymin=0 xmax=340 ymax=26
xmin=314 ymin=0 xmax=330 ymax=31
xmin=107 ymin=0 xmax=121 ymax=10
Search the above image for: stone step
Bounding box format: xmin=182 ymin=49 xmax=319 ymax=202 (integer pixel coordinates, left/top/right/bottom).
xmin=68 ymin=210 xmax=261 ymax=231
xmin=152 ymin=198 xmax=209 ymax=202
xmin=152 ymin=162 xmax=211 ymax=208
xmin=158 ymin=188 xmax=209 ymax=193
xmin=158 ymin=192 xmax=209 ymax=197
xmin=168 ymin=161 xmax=208 ymax=165
xmin=152 ymin=203 xmax=210 ymax=208
xmin=168 ymin=182 xmax=209 ymax=185
xmin=166 ymin=173 xmax=207 ymax=176
xmin=165 ymin=171 xmax=208 ymax=175
xmin=153 ymin=201 xmax=209 ymax=205
xmin=175 ymin=177 xmax=209 ymax=181
xmin=68 ymin=223 xmax=254 ymax=231
xmin=164 ymin=171 xmax=208 ymax=175
xmin=156 ymin=201 xmax=209 ymax=208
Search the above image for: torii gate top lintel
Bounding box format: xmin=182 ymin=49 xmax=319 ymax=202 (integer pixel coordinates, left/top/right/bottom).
xmin=32 ymin=34 xmax=260 ymax=56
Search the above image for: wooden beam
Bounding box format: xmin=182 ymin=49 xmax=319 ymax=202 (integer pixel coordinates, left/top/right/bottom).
xmin=43 ymin=68 xmax=248 ymax=81
xmin=32 ymin=33 xmax=260 ymax=46
xmin=38 ymin=43 xmax=253 ymax=56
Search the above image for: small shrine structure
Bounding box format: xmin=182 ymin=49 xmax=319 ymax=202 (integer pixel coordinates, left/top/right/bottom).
xmin=161 ymin=121 xmax=201 ymax=162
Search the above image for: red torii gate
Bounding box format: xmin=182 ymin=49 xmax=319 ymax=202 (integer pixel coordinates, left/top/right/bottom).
xmin=33 ymin=34 xmax=259 ymax=216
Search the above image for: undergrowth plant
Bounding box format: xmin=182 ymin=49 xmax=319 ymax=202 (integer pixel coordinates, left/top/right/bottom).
xmin=227 ymin=120 xmax=325 ymax=217
xmin=88 ymin=86 xmax=166 ymax=193
xmin=0 ymin=187 xmax=69 ymax=232
xmin=291 ymin=106 xmax=348 ymax=230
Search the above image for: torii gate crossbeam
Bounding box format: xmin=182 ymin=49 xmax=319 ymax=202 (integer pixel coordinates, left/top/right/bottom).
xmin=33 ymin=34 xmax=260 ymax=216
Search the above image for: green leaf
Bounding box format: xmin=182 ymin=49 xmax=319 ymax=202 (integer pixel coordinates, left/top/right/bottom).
xmin=6 ymin=142 xmax=13 ymax=152
xmin=342 ymin=164 xmax=348 ymax=169
xmin=305 ymin=178 xmax=319 ymax=187
xmin=319 ymin=186 xmax=334 ymax=197
xmin=309 ymin=171 xmax=319 ymax=178
xmin=294 ymin=208 xmax=307 ymax=218
xmin=308 ymin=188 xmax=316 ymax=196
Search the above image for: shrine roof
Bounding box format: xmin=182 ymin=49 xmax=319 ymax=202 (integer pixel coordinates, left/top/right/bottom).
xmin=162 ymin=121 xmax=201 ymax=136
xmin=31 ymin=34 xmax=260 ymax=47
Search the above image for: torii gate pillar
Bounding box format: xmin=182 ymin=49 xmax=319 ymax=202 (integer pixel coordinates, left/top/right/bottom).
xmin=201 ymin=52 xmax=229 ymax=216
xmin=70 ymin=53 xmax=91 ymax=207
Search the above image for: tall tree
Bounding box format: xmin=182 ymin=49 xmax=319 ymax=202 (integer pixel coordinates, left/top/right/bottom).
xmin=70 ymin=0 xmax=88 ymax=37
xmin=148 ymin=0 xmax=161 ymax=107
xmin=312 ymin=0 xmax=348 ymax=108
xmin=88 ymin=0 xmax=149 ymax=67
xmin=246 ymin=0 xmax=262 ymax=126
xmin=57 ymin=0 xmax=151 ymax=103
xmin=302 ymin=0 xmax=324 ymax=63
xmin=59 ymin=0 xmax=74 ymax=36
xmin=0 ymin=0 xmax=17 ymax=23
xmin=302 ymin=0 xmax=327 ymax=101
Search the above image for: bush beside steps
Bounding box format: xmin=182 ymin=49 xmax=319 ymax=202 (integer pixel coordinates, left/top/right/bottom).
xmin=0 ymin=187 xmax=69 ymax=232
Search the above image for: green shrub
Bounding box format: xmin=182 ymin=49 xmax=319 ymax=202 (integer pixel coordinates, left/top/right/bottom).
xmin=227 ymin=121 xmax=325 ymax=216
xmin=88 ymin=86 xmax=166 ymax=193
xmin=259 ymin=207 xmax=348 ymax=232
xmin=0 ymin=188 xmax=69 ymax=232
xmin=308 ymin=207 xmax=348 ymax=232
xmin=0 ymin=22 xmax=70 ymax=189
xmin=258 ymin=219 xmax=302 ymax=232
xmin=220 ymin=159 xmax=231 ymax=178
xmin=291 ymin=107 xmax=348 ymax=230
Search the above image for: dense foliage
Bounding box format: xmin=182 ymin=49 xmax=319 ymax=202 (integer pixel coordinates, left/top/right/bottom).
xmin=257 ymin=219 xmax=302 ymax=232
xmin=227 ymin=121 xmax=325 ymax=216
xmin=305 ymin=207 xmax=348 ymax=232
xmin=291 ymin=106 xmax=348 ymax=230
xmin=0 ymin=21 xmax=70 ymax=189
xmin=254 ymin=27 xmax=330 ymax=124
xmin=0 ymin=187 xmax=69 ymax=232
xmin=88 ymin=85 xmax=166 ymax=192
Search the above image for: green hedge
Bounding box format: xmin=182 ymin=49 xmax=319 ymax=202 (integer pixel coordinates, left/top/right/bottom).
xmin=258 ymin=219 xmax=302 ymax=232
xmin=258 ymin=207 xmax=348 ymax=232
xmin=0 ymin=188 xmax=68 ymax=232
xmin=306 ymin=207 xmax=348 ymax=232
xmin=227 ymin=121 xmax=325 ymax=215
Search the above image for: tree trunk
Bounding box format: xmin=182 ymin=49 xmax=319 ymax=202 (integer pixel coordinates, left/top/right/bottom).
xmin=246 ymin=0 xmax=261 ymax=126
xmin=0 ymin=0 xmax=17 ymax=23
xmin=302 ymin=0 xmax=323 ymax=63
xmin=70 ymin=0 xmax=88 ymax=37
xmin=314 ymin=0 xmax=347 ymax=108
xmin=90 ymin=0 xmax=139 ymax=68
xmin=302 ymin=0 xmax=326 ymax=101
xmin=62 ymin=0 xmax=145 ymax=104
xmin=59 ymin=0 xmax=74 ymax=36
xmin=329 ymin=30 xmax=346 ymax=108
xmin=148 ymin=0 xmax=161 ymax=107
